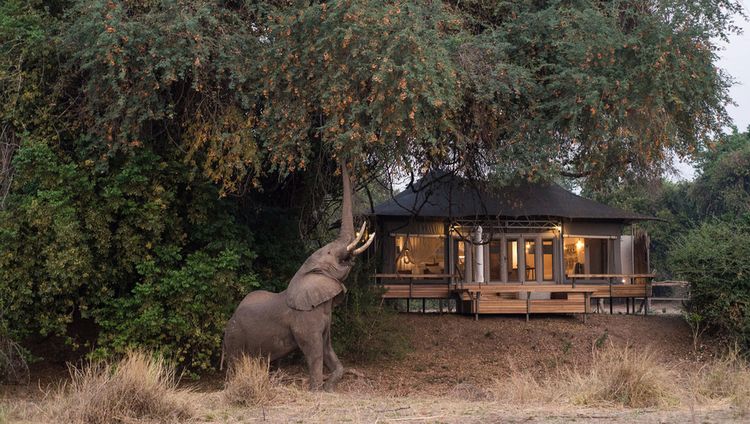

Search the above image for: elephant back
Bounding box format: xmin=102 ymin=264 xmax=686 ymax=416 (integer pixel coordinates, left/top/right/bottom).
xmin=285 ymin=273 xmax=346 ymax=311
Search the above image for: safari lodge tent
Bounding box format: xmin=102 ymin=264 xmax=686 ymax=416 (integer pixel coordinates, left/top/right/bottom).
xmin=370 ymin=172 xmax=655 ymax=319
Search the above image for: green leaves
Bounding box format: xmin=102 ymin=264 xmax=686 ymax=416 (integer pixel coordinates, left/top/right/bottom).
xmin=669 ymin=216 xmax=750 ymax=350
xmin=257 ymin=0 xmax=462 ymax=175
xmin=0 ymin=139 xmax=258 ymax=371
xmin=31 ymin=0 xmax=741 ymax=192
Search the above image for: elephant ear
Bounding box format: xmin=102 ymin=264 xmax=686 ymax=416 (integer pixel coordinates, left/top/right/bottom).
xmin=285 ymin=273 xmax=346 ymax=311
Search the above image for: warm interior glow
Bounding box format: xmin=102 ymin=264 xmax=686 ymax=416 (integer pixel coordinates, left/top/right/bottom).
xmin=564 ymin=237 xmax=586 ymax=276
xmin=542 ymin=239 xmax=554 ymax=281
xmin=395 ymin=235 xmax=445 ymax=274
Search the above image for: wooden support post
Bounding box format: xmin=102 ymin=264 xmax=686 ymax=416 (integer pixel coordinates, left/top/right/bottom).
xmin=408 ymin=277 xmax=413 ymax=313
xmin=474 ymin=292 xmax=480 ymax=321
xmin=526 ymin=291 xmax=531 ymax=323
xmin=422 ymin=298 xmax=426 ymax=314
xmin=439 ymin=299 xmax=443 ymax=314
xmin=609 ymin=277 xmax=613 ymax=315
xmin=583 ymin=293 xmax=589 ymax=323
xmin=572 ymin=276 xmax=576 ymax=288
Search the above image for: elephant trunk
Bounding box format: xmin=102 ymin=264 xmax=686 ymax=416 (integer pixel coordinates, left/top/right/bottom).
xmin=339 ymin=158 xmax=354 ymax=242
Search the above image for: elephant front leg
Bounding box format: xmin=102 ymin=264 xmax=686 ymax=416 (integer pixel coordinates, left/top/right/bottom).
xmin=296 ymin=334 xmax=325 ymax=390
xmin=323 ymin=325 xmax=344 ymax=392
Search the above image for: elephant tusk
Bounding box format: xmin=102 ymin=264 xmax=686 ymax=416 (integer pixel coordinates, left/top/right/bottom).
xmin=347 ymin=221 xmax=367 ymax=251
xmin=352 ymin=232 xmax=375 ymax=256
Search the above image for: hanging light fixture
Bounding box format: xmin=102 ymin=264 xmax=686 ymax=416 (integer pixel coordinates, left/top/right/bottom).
xmin=575 ymin=239 xmax=585 ymax=251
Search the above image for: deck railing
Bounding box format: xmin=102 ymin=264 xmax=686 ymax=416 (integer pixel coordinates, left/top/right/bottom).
xmin=373 ymin=273 xmax=457 ymax=313
xmin=373 ymin=273 xmax=656 ymax=316
xmin=567 ymin=273 xmax=655 ymax=314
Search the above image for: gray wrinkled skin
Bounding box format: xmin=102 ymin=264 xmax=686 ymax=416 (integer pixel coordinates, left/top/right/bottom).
xmin=223 ymin=161 xmax=370 ymax=391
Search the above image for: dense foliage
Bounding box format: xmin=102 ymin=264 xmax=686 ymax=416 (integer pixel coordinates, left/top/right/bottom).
xmin=52 ymin=0 xmax=741 ymax=188
xmin=332 ymin=262 xmax=410 ymax=361
xmin=0 ymin=140 xmax=259 ymax=370
xmin=0 ymin=0 xmax=744 ymax=371
xmin=669 ymin=217 xmax=750 ymax=350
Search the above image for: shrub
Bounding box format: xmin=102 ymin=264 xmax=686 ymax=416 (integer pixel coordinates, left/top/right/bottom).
xmin=0 ymin=141 xmax=259 ymax=372
xmin=0 ymin=337 xmax=28 ymax=384
xmin=332 ymin=261 xmax=410 ymax=361
xmin=51 ymin=351 xmax=193 ymax=424
xmin=669 ymin=217 xmax=750 ymax=351
xmin=223 ymin=355 xmax=277 ymax=407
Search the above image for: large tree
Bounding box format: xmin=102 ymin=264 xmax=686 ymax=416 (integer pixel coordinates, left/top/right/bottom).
xmin=48 ymin=0 xmax=741 ymax=191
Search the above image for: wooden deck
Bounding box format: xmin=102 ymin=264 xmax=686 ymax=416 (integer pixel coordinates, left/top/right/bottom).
xmin=374 ymin=273 xmax=654 ymax=319
xmin=374 ymin=274 xmax=454 ymax=299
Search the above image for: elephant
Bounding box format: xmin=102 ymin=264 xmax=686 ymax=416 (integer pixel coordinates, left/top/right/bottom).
xmin=222 ymin=160 xmax=374 ymax=391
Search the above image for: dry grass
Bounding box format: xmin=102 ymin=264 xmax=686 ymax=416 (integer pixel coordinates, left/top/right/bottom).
xmin=489 ymin=345 xmax=676 ymax=409
xmin=47 ymin=350 xmax=193 ymax=424
xmin=692 ymin=348 xmax=750 ymax=415
xmin=223 ymin=355 xmax=278 ymax=407
xmin=565 ymin=345 xmax=677 ymax=408
xmin=490 ymin=366 xmax=560 ymax=405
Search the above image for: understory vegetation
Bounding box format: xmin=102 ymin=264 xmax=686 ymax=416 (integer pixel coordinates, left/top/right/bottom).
xmin=46 ymin=351 xmax=195 ymax=424
xmin=4 ymin=346 xmax=750 ymax=422
xmin=495 ymin=345 xmax=749 ymax=413
xmin=332 ymin=263 xmax=411 ymax=361
xmin=223 ymin=355 xmax=277 ymax=407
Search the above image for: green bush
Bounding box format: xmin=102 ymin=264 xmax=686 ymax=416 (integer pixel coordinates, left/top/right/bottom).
xmin=332 ymin=261 xmax=410 ymax=361
xmin=0 ymin=140 xmax=259 ymax=371
xmin=669 ymin=216 xmax=750 ymax=351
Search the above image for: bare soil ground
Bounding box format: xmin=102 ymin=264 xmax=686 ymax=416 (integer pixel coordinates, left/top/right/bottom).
xmin=2 ymin=313 xmax=745 ymax=423
xmin=340 ymin=313 xmax=701 ymax=396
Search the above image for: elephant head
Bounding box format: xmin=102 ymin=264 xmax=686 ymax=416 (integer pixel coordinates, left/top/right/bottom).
xmin=285 ymin=160 xmax=375 ymax=311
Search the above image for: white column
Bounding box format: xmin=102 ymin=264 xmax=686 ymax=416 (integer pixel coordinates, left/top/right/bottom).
xmin=474 ymin=226 xmax=485 ymax=284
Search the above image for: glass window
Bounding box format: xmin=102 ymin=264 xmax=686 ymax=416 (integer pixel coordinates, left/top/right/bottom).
xmin=507 ymin=239 xmax=519 ymax=281
xmin=564 ymin=237 xmax=609 ymax=276
xmin=396 ymin=236 xmax=445 ymax=275
xmin=525 ymin=240 xmax=536 ymax=280
xmin=542 ymin=239 xmax=554 ymax=281
xmin=564 ymin=237 xmax=585 ymax=276
xmin=588 ymin=239 xmax=609 ymax=274
xmin=456 ymin=240 xmax=466 ymax=279
xmin=489 ymin=241 xmax=502 ymax=281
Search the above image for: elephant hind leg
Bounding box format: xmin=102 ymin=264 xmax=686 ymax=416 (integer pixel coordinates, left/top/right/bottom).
xmin=322 ymin=326 xmax=344 ymax=392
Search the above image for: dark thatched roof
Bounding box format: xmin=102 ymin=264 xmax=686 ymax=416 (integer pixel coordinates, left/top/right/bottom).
xmin=372 ymin=172 xmax=655 ymax=222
